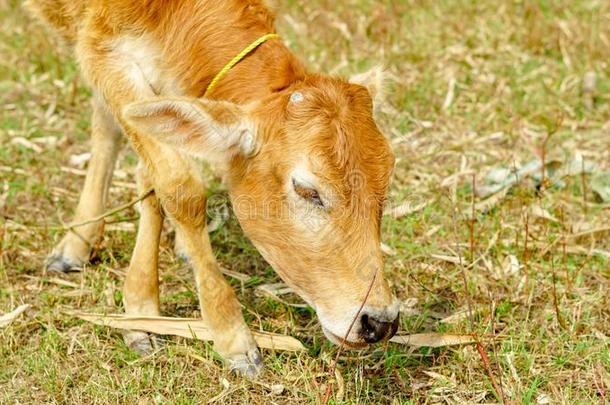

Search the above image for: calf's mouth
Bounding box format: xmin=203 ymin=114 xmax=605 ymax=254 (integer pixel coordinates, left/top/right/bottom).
xmin=322 ymin=327 xmax=369 ymax=349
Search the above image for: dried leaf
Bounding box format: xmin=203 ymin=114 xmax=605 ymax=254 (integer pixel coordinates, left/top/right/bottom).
xmin=30 ymin=136 xmax=58 ymax=147
xmin=0 ymin=304 xmax=30 ymax=328
xmin=430 ymin=253 xmax=462 ymax=265
xmin=380 ymin=242 xmax=397 ymax=256
xmin=55 ymin=290 xmax=92 ymax=298
xmin=218 ymin=267 xmax=251 ymax=282
xmin=45 ymin=277 xmax=82 ymax=289
xmin=529 ymin=204 xmax=559 ymax=223
xmin=423 ymin=371 xmax=457 ymax=385
xmin=105 ymin=222 xmax=136 ymax=232
xmin=69 ymin=152 xmax=92 ymax=169
xmin=72 ymin=312 xmax=306 ymax=352
xmin=384 ymin=200 xmax=428 ymax=219
xmin=257 ymin=283 xmax=293 ymax=296
xmin=60 ymin=166 xmax=87 ymax=176
xmin=390 ymin=333 xmax=476 ymax=347
xmin=11 ymin=137 xmax=43 ymax=153
xmin=440 ymin=307 xmax=480 ymax=324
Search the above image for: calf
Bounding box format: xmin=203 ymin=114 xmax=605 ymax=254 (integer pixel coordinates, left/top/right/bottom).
xmin=26 ymin=0 xmax=399 ymax=376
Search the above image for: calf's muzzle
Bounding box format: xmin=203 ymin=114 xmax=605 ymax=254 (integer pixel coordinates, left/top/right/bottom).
xmin=359 ymin=312 xmax=399 ymax=343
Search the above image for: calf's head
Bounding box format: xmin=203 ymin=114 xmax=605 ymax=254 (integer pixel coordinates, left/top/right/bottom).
xmin=124 ymin=72 xmax=399 ymax=347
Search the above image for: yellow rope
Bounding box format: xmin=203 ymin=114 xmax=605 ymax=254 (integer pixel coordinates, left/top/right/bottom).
xmin=203 ymin=33 xmax=279 ymax=97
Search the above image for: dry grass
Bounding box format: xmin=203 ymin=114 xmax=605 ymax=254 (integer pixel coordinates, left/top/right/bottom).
xmin=1 ymin=0 xmax=609 ymax=403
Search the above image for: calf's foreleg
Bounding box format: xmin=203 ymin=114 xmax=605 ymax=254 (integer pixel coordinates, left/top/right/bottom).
xmin=47 ymin=98 xmax=122 ymax=272
xmin=122 ymin=163 xmax=164 ymax=354
xmin=155 ymin=160 xmax=262 ymax=377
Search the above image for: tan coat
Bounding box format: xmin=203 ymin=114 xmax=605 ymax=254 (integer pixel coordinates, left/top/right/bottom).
xmin=26 ymin=0 xmax=399 ymax=377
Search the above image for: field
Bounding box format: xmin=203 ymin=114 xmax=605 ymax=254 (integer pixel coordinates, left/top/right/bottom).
xmin=1 ymin=0 xmax=609 ymax=403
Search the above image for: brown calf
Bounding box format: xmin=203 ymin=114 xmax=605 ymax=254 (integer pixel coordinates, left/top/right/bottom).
xmin=26 ymin=0 xmax=399 ymax=377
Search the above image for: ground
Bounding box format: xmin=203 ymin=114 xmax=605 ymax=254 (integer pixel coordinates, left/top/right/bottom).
xmin=1 ymin=0 xmax=609 ymax=403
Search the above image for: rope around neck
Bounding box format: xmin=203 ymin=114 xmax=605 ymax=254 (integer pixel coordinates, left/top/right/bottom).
xmin=203 ymin=33 xmax=279 ymax=97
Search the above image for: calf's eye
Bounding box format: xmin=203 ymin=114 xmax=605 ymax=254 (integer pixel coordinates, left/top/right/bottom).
xmin=292 ymin=179 xmax=324 ymax=208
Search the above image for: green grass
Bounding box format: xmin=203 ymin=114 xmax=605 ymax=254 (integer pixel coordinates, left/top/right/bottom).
xmin=1 ymin=0 xmax=609 ymax=403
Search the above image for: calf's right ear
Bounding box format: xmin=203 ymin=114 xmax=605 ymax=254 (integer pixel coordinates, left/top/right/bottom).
xmin=122 ymin=97 xmax=257 ymax=163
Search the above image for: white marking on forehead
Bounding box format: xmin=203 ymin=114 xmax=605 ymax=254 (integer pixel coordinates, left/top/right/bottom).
xmin=290 ymin=91 xmax=304 ymax=103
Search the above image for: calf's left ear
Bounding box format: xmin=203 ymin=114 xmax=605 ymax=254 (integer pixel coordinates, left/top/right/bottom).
xmin=123 ymin=97 xmax=257 ymax=163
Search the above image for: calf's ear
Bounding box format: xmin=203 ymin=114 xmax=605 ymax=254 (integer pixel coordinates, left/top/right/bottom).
xmin=350 ymin=65 xmax=387 ymax=105
xmin=123 ymin=97 xmax=257 ymax=162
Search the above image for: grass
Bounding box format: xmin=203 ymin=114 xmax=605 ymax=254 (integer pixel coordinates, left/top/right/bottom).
xmin=1 ymin=0 xmax=609 ymax=402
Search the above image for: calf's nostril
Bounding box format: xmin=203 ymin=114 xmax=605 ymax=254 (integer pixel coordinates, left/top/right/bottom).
xmin=359 ymin=313 xmax=397 ymax=343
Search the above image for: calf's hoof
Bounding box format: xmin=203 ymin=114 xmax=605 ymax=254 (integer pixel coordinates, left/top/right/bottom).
xmin=123 ymin=331 xmax=163 ymax=356
xmin=174 ymin=232 xmax=190 ymax=263
xmin=45 ymin=254 xmax=83 ymax=273
xmin=228 ymin=348 xmax=264 ymax=379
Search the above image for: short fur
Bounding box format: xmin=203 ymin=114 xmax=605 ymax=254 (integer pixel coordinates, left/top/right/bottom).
xmin=26 ymin=0 xmax=398 ymax=377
